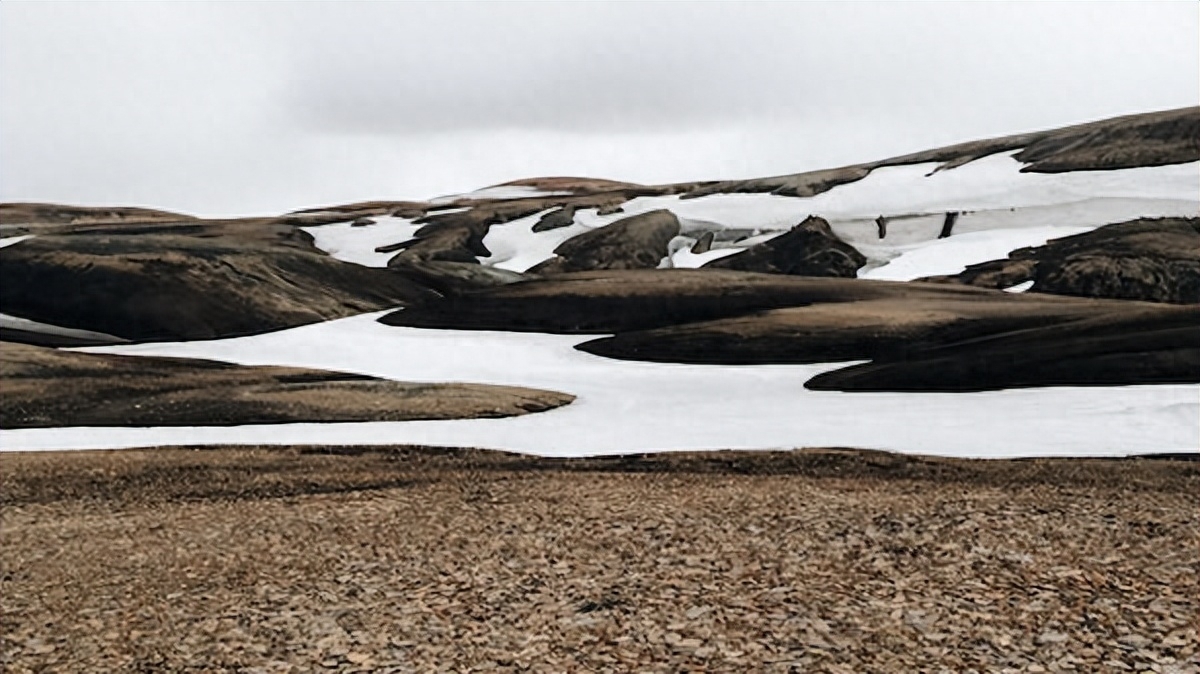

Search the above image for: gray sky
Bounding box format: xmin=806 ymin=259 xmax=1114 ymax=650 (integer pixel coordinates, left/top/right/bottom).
xmin=2 ymin=1 xmax=1196 ymax=216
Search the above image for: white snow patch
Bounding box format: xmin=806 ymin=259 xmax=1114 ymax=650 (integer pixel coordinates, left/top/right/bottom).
xmin=860 ymin=226 xmax=1094 ymax=281
xmin=301 ymin=216 xmax=424 ymax=267
xmin=0 ymin=235 xmax=34 ymax=248
xmin=669 ymin=246 xmax=743 ymax=269
xmin=478 ymin=208 xmax=586 ymax=272
xmin=2 ymin=313 xmax=1194 ymax=458
xmin=616 ymin=158 xmax=1199 ymax=234
xmin=1004 ymin=281 xmax=1035 ymax=293
xmin=809 ymin=155 xmax=1199 ymax=217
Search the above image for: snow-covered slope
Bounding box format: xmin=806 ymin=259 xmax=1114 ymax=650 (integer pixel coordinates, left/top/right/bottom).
xmin=302 ymin=154 xmax=1199 ymax=278
xmin=3 ymin=312 xmax=1195 ymax=457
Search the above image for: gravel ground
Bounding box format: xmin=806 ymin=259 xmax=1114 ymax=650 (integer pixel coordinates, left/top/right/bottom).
xmin=1 ymin=446 xmax=1197 ymax=673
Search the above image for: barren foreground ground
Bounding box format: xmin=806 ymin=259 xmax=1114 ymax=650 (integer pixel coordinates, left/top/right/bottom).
xmin=2 ymin=447 xmax=1196 ymax=673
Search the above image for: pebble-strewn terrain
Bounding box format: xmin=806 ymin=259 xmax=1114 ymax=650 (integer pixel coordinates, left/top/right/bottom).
xmin=2 ymin=447 xmax=1196 ymax=673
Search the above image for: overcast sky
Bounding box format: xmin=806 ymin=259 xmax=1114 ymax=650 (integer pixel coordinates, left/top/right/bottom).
xmin=2 ymin=1 xmax=1196 ymax=216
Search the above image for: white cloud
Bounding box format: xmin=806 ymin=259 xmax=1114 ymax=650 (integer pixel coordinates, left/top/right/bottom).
xmin=2 ymin=1 xmax=1196 ymax=216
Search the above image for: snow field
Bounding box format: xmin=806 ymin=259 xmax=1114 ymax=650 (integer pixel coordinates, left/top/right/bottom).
xmin=2 ymin=312 xmax=1195 ymax=458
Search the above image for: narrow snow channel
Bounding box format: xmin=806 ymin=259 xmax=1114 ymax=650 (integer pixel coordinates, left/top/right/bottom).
xmin=2 ymin=312 xmax=1195 ymax=458
xmin=0 ymin=314 xmax=125 ymax=342
xmin=0 ymin=235 xmax=35 ymax=248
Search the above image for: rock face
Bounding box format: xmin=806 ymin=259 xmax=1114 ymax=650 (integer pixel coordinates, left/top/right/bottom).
xmin=703 ymin=216 xmax=866 ymax=277
xmin=0 ymin=224 xmax=436 ymax=342
xmin=0 ymin=342 xmax=573 ymax=428
xmin=531 ymin=205 xmax=577 ymax=232
xmin=530 ymin=210 xmax=680 ymax=274
xmin=925 ymin=218 xmax=1200 ymax=304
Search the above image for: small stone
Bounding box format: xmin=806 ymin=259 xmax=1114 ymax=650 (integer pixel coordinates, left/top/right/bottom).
xmin=1119 ymin=635 xmax=1152 ymax=649
xmin=1037 ymin=631 xmax=1069 ymax=645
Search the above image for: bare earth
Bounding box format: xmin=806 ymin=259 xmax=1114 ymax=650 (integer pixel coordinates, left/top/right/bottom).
xmin=1 ymin=447 xmax=1196 ymax=673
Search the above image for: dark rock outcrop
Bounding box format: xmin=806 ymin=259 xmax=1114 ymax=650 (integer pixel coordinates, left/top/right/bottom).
xmin=924 ymin=218 xmax=1200 ymax=304
xmin=703 ymin=216 xmax=866 ymax=277
xmin=532 ymin=205 xmax=577 ymax=232
xmin=691 ymin=232 xmax=714 ymax=254
xmin=530 ymin=210 xmax=680 ymax=274
xmin=0 ymin=341 xmax=573 ymax=428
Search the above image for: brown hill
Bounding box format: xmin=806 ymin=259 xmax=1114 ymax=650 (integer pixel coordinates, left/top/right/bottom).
xmin=0 ymin=221 xmax=436 ymax=342
xmin=0 ymin=341 xmax=572 ymax=428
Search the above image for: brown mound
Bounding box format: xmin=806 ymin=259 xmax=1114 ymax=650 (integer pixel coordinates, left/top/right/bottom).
xmin=380 ymin=269 xmax=1001 ymax=334
xmin=288 ymin=200 xmax=431 ymax=220
xmin=0 ymin=202 xmax=197 ymax=230
xmin=387 ymin=259 xmax=528 ymax=295
xmin=530 ymin=210 xmax=680 ymax=274
xmin=0 ymin=342 xmax=573 ymax=429
xmin=576 ymin=294 xmax=1107 ymax=365
xmin=0 ymin=224 xmax=435 ymax=342
xmin=805 ymin=304 xmax=1200 ymax=392
xmin=499 ymin=176 xmax=646 ymax=193
xmin=703 ymin=215 xmax=866 ymax=277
